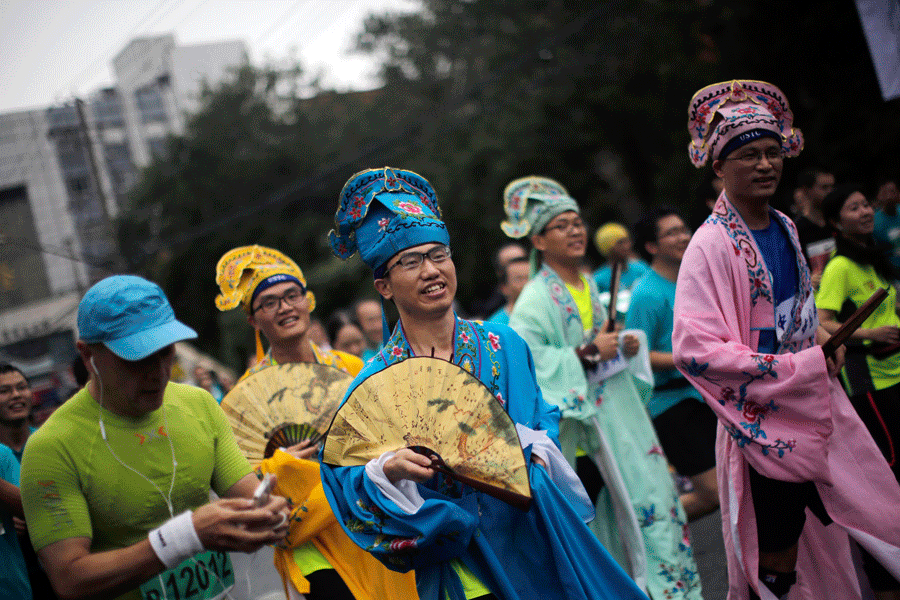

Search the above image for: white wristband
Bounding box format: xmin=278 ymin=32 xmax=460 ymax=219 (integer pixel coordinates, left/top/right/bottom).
xmin=148 ymin=510 xmax=205 ymax=568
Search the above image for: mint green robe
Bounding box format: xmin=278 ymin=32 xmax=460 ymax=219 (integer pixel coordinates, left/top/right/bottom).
xmin=510 ymin=265 xmax=701 ymax=600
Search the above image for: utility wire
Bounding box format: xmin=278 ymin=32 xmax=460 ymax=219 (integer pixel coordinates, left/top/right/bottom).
xmin=58 ymin=0 xmax=184 ymax=99
xmin=253 ymin=0 xmax=313 ymax=51
xmin=133 ymin=3 xmax=614 ymax=263
xmin=1 ymin=236 xmax=115 ymax=273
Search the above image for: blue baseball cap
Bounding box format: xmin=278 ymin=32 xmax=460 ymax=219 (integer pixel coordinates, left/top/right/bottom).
xmin=77 ymin=275 xmax=197 ymax=361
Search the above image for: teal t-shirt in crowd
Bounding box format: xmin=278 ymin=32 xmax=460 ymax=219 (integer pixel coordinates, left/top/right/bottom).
xmin=0 ymin=443 xmax=31 ymax=599
xmin=626 ymin=268 xmax=703 ymax=418
xmin=874 ymin=208 xmax=900 ymax=274
xmin=593 ymin=258 xmax=650 ymax=293
xmin=10 ymin=427 xmax=37 ymax=463
xmin=486 ymin=307 xmax=511 ymax=325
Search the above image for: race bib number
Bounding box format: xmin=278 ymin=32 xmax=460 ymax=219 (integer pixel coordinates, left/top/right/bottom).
xmin=587 ymin=352 xmax=627 ymax=384
xmin=140 ymin=550 xmax=234 ymax=600
xmin=775 ymin=292 xmax=818 ymax=345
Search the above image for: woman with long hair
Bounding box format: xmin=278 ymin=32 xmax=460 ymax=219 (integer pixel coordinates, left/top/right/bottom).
xmin=816 ymin=183 xmax=900 ymax=600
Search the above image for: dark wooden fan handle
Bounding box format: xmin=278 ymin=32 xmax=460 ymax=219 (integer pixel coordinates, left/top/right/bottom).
xmin=407 ymin=446 xmax=532 ymax=511
xmin=821 ymin=288 xmax=889 ymax=359
xmin=606 ymin=260 xmax=623 ymax=331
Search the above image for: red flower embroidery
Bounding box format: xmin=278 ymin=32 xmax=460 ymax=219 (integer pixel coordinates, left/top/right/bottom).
xmin=488 ymin=332 xmax=501 ymax=351
xmin=348 ymin=207 xmax=362 ymax=220
xmin=389 ymin=537 xmax=418 ymax=552
xmin=460 ymin=332 xmax=470 ymax=344
xmin=742 ymin=400 xmax=770 ymax=423
xmin=496 ymin=393 xmax=505 ymax=407
xmin=378 ymin=217 xmax=390 ymax=231
xmin=398 ymin=201 xmax=422 ymax=214
xmin=391 ymin=346 xmax=403 ymax=357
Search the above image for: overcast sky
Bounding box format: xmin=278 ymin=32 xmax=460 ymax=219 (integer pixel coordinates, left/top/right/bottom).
xmin=0 ymin=0 xmax=416 ymax=114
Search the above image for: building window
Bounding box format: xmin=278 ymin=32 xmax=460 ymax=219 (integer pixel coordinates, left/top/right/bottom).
xmin=104 ymin=143 xmax=134 ymax=192
xmin=135 ymin=84 xmax=166 ymax=124
xmin=147 ymin=137 xmax=167 ymax=159
xmin=53 ymin=131 xmax=89 ymax=173
xmin=66 ymin=176 xmax=93 ymax=210
xmin=92 ymin=90 xmax=124 ymax=128
xmin=0 ymin=186 xmax=50 ymax=309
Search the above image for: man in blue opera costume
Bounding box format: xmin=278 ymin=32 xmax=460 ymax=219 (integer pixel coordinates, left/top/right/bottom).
xmin=319 ymin=167 xmax=649 ymax=600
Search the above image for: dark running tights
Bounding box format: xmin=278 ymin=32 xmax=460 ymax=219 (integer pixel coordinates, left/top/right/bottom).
xmin=304 ymin=569 xmax=499 ymax=600
xmin=304 ymin=569 xmax=355 ymax=600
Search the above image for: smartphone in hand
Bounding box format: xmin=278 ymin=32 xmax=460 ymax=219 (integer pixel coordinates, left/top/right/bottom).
xmin=252 ymin=474 xmax=275 ymax=507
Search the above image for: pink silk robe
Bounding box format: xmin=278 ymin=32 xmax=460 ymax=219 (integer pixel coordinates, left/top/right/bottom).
xmin=672 ymin=194 xmax=900 ymax=600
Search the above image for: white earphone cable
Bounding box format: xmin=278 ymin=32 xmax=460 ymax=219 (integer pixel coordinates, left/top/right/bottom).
xmin=90 ymin=356 xmax=234 ymax=600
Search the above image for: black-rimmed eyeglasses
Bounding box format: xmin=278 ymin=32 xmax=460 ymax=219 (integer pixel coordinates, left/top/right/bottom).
xmin=252 ymin=288 xmax=307 ymax=315
xmin=384 ymin=245 xmax=452 ymax=275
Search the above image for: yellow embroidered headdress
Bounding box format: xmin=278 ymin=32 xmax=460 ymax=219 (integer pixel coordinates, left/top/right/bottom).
xmin=215 ymin=245 xmax=315 ymax=360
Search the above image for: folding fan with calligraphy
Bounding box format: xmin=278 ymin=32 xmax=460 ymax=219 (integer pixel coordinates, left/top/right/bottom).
xmin=220 ymin=363 xmax=354 ymax=466
xmin=322 ymin=357 xmax=532 ymax=510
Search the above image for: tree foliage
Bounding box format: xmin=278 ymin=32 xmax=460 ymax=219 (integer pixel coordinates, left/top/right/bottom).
xmin=120 ymin=0 xmax=900 ymax=370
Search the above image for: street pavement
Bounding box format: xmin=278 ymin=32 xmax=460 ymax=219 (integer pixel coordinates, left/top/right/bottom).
xmin=231 ymin=509 xmax=731 ymax=599
xmin=690 ymin=508 xmax=729 ymax=599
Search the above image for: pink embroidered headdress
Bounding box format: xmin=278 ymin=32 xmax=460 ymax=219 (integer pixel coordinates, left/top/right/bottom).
xmin=687 ymin=80 xmax=803 ymax=168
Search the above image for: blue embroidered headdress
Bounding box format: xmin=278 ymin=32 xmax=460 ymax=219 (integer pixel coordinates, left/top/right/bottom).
xmin=330 ymin=167 xmax=450 ymax=276
xmin=330 ymin=167 xmax=450 ymax=343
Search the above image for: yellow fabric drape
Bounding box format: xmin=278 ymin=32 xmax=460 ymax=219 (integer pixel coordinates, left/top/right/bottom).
xmin=259 ymin=450 xmax=419 ymax=599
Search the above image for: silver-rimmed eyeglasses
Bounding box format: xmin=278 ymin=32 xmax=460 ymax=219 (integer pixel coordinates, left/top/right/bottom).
xmin=724 ymin=148 xmax=784 ymax=166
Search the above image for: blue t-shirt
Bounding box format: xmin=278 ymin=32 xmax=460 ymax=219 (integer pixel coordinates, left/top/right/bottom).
xmin=751 ymin=218 xmax=798 ymax=354
xmin=873 ymin=208 xmax=900 ymax=273
xmin=626 ymin=269 xmax=703 ymax=417
xmin=0 ymin=443 xmax=31 ymax=599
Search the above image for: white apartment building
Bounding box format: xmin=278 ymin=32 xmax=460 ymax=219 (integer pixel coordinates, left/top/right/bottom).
xmin=0 ymin=34 xmax=248 ymax=401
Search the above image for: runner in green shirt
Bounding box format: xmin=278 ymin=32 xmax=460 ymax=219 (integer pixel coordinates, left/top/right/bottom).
xmin=20 ymin=275 xmax=290 ymax=600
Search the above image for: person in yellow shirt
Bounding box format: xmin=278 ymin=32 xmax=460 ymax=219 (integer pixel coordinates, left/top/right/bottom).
xmin=214 ymin=245 xmax=417 ymax=600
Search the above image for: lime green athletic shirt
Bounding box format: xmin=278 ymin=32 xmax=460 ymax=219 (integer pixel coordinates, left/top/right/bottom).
xmin=816 ymin=255 xmax=900 ymax=393
xmin=20 ymin=383 xmax=251 ymax=599
xmin=565 ymin=274 xmax=594 ymax=333
xmin=450 ymin=559 xmax=491 ymax=598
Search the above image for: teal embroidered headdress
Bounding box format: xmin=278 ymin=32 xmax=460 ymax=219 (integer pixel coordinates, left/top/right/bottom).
xmin=500 ymin=176 xmax=580 ymax=239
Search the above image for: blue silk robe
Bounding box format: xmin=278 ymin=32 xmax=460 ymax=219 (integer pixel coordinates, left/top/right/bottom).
xmin=320 ymin=315 xmax=649 ymax=600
